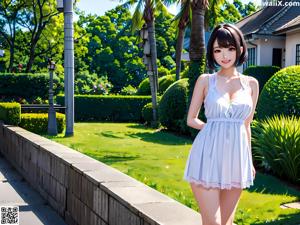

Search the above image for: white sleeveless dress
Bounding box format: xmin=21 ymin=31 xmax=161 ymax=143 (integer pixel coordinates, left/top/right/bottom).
xmin=183 ymin=72 xmax=255 ymax=189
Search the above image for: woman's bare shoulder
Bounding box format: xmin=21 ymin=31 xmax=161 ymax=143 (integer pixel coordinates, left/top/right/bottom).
xmin=196 ymin=73 xmax=211 ymax=84
xmin=240 ymin=74 xmax=259 ymax=92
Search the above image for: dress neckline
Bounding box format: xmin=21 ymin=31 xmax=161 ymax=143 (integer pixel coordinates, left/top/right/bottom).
xmin=213 ymin=72 xmax=247 ymax=103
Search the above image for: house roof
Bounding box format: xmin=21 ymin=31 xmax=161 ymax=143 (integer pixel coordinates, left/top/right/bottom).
xmin=235 ymin=5 xmax=300 ymax=37
xmin=274 ymin=15 xmax=300 ymax=34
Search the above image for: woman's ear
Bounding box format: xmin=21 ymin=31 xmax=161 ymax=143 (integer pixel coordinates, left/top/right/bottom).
xmin=240 ymin=46 xmax=244 ymax=54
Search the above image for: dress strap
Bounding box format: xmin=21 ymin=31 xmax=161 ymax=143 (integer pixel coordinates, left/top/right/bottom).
xmin=239 ymin=73 xmax=250 ymax=90
xmin=208 ymin=73 xmax=216 ymax=92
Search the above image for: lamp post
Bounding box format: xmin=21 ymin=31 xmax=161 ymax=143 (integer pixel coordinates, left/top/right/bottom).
xmin=56 ymin=0 xmax=74 ymax=136
xmin=48 ymin=58 xmax=58 ymax=135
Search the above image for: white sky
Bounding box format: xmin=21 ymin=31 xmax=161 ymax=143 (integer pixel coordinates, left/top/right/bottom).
xmin=76 ymin=0 xmax=262 ymax=18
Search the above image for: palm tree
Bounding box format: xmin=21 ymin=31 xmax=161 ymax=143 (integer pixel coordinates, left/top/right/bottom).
xmin=173 ymin=0 xmax=191 ymax=81
xmin=173 ymin=0 xmax=224 ymax=81
xmin=121 ymin=0 xmax=173 ymax=127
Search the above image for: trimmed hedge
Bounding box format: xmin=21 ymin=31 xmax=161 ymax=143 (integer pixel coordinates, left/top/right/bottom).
xmin=141 ymin=102 xmax=153 ymax=125
xmin=256 ymin=65 xmax=300 ymax=120
xmin=0 ymin=73 xmax=62 ymax=102
xmin=56 ymin=95 xmax=160 ymax=122
xmin=243 ymin=66 xmax=280 ymax=93
xmin=19 ymin=113 xmax=65 ymax=134
xmin=158 ymin=78 xmax=189 ymax=133
xmin=136 ymin=75 xmax=176 ymax=95
xmin=0 ymin=102 xmax=21 ymax=125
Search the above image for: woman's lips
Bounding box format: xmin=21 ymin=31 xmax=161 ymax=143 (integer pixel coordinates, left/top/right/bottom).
xmin=221 ymin=60 xmax=231 ymax=64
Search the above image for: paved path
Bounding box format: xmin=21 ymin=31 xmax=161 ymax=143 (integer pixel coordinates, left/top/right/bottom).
xmin=0 ymin=153 xmax=66 ymax=225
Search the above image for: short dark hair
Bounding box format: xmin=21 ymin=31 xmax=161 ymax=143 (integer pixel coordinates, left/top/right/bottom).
xmin=206 ymin=23 xmax=248 ymax=70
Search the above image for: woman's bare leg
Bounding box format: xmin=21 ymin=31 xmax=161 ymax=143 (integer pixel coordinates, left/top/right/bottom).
xmin=220 ymin=188 xmax=242 ymax=225
xmin=190 ymin=183 xmax=221 ymax=225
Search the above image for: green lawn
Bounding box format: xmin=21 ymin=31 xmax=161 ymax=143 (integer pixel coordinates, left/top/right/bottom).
xmin=46 ymin=122 xmax=300 ymax=225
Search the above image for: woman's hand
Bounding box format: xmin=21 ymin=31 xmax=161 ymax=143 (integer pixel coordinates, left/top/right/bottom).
xmin=252 ymin=164 xmax=256 ymax=178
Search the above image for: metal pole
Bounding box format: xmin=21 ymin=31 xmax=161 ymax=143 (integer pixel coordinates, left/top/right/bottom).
xmin=48 ymin=60 xmax=58 ymax=135
xmin=64 ymin=0 xmax=74 ymax=136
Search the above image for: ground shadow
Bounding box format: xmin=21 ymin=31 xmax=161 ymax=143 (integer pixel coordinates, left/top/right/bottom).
xmin=251 ymin=212 xmax=300 ymax=225
xmin=125 ymin=130 xmax=191 ymax=145
xmin=247 ymin=172 xmax=300 ymax=197
xmin=84 ymin=151 xmax=140 ymax=165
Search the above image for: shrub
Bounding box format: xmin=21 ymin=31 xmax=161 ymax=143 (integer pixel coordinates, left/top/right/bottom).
xmin=56 ymin=95 xmax=158 ymax=122
xmin=0 ymin=102 xmax=21 ymax=125
xmin=158 ymin=78 xmax=188 ymax=132
xmin=19 ymin=113 xmax=65 ymax=134
xmin=0 ymin=73 xmax=62 ymax=103
xmin=158 ymin=66 xmax=171 ymax=77
xmin=252 ymin=115 xmax=300 ymax=184
xmin=141 ymin=102 xmax=153 ymax=124
xmin=75 ymin=71 xmax=113 ymax=95
xmin=120 ymin=85 xmax=137 ymax=95
xmin=256 ymin=65 xmax=300 ymax=120
xmin=137 ymin=75 xmax=176 ymax=95
xmin=136 ymin=78 xmax=150 ymax=95
xmin=158 ymin=75 xmax=176 ymax=95
xmin=243 ymin=65 xmax=280 ymax=93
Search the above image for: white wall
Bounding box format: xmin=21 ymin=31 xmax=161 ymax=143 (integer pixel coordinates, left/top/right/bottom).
xmin=284 ymin=31 xmax=300 ymax=67
xmin=257 ymin=38 xmax=285 ymax=66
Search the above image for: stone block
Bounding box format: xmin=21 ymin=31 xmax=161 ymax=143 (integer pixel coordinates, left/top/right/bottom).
xmin=109 ymin=197 xmax=142 ymax=225
xmin=93 ymin=186 xmax=109 ymax=222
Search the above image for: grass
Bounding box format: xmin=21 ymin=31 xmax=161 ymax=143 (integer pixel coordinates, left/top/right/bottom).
xmin=46 ymin=122 xmax=300 ymax=225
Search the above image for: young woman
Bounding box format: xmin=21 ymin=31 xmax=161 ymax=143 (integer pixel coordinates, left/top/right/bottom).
xmin=183 ymin=23 xmax=259 ymax=225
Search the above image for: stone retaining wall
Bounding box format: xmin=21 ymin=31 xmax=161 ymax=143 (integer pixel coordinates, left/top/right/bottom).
xmin=0 ymin=123 xmax=201 ymax=225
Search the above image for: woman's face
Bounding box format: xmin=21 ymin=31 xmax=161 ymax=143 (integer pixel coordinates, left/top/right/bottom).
xmin=213 ymin=39 xmax=241 ymax=69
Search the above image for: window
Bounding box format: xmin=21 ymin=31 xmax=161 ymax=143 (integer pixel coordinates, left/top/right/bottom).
xmin=243 ymin=47 xmax=256 ymax=70
xmin=296 ymin=44 xmax=300 ymax=65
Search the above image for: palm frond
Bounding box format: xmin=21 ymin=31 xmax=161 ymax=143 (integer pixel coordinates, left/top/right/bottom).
xmin=131 ymin=0 xmax=145 ymax=33
xmin=155 ymin=0 xmax=169 ymax=13
xmin=120 ymin=0 xmax=139 ymax=9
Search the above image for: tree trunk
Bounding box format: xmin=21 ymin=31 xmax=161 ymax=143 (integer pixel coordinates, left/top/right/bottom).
xmin=147 ymin=20 xmax=159 ymax=126
xmin=175 ymin=27 xmax=185 ymax=81
xmin=186 ymin=0 xmax=207 ymax=137
xmin=9 ymin=43 xmax=14 ymax=72
xmin=189 ymin=1 xmax=206 ymax=61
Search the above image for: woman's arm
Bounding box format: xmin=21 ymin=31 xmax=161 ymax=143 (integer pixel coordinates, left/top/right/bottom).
xmin=186 ymin=74 xmax=208 ymax=130
xmin=244 ymin=76 xmax=259 ymax=160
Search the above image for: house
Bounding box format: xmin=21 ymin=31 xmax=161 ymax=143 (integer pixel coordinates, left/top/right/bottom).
xmin=235 ymin=5 xmax=300 ymax=72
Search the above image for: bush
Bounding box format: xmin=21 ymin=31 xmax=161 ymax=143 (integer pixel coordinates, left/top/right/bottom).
xmin=252 ymin=115 xmax=300 ymax=184
xmin=243 ymin=65 xmax=280 ymax=93
xmin=256 ymin=65 xmax=300 ymax=120
xmin=19 ymin=113 xmax=65 ymax=134
xmin=141 ymin=102 xmax=153 ymax=124
xmin=137 ymin=75 xmax=176 ymax=95
xmin=75 ymin=71 xmax=113 ymax=95
xmin=0 ymin=73 xmax=62 ymax=103
xmin=0 ymin=102 xmax=21 ymax=125
xmin=158 ymin=66 xmax=171 ymax=77
xmin=158 ymin=78 xmax=188 ymax=132
xmin=56 ymin=95 xmax=159 ymax=122
xmin=120 ymin=85 xmax=137 ymax=95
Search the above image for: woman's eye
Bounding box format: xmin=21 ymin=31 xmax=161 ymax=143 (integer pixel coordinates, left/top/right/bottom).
xmin=229 ymin=47 xmax=236 ymax=51
xmin=214 ymin=50 xmax=221 ymax=53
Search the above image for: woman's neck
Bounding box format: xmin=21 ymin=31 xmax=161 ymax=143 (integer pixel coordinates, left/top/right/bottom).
xmin=217 ymin=67 xmax=239 ymax=78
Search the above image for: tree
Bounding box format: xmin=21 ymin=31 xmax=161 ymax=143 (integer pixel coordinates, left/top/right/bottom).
xmin=121 ymin=0 xmax=173 ymax=126
xmin=19 ymin=0 xmax=60 ymax=72
xmin=0 ymin=0 xmax=26 ymax=72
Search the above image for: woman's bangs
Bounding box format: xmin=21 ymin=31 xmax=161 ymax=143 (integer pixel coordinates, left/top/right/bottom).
xmin=215 ymin=29 xmax=236 ymax=48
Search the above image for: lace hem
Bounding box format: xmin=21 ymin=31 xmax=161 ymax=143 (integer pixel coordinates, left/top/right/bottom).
xmin=184 ymin=177 xmax=254 ymax=190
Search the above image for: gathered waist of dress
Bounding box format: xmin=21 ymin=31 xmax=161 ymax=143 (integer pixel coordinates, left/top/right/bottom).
xmin=206 ymin=118 xmax=244 ymax=123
